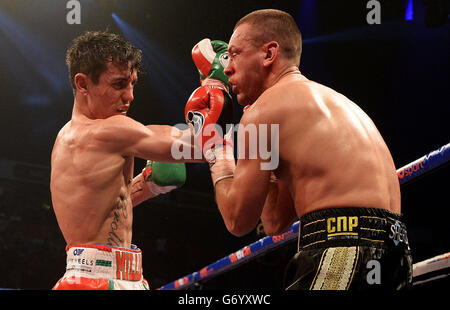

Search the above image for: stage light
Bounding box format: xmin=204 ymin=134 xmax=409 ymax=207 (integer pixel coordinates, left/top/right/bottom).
xmin=112 ymin=13 xmax=195 ymax=122
xmin=0 ymin=9 xmax=67 ymax=98
xmin=406 ymin=0 xmax=414 ymax=21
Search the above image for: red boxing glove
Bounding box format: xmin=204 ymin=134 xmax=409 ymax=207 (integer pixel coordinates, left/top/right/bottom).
xmin=185 ymin=84 xmax=234 ymax=157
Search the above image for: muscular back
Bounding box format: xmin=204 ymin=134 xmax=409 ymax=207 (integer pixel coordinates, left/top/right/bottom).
xmin=261 ymin=76 xmax=400 ymax=217
xmin=50 ymin=119 xmax=134 ymax=247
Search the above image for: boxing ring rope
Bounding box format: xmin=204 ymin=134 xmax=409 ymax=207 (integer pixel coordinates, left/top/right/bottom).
xmin=159 ymin=142 xmax=450 ymax=290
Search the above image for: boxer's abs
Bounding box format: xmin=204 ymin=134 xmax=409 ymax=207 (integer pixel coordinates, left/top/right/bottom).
xmin=51 ymin=125 xmax=134 ymax=248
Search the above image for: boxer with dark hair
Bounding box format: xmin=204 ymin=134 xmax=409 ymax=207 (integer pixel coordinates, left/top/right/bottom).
xmin=51 ymin=31 xmax=209 ymax=290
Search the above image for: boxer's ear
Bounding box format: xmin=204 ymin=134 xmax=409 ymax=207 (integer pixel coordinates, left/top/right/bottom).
xmin=262 ymin=41 xmax=279 ymax=67
xmin=74 ymin=73 xmax=88 ymax=95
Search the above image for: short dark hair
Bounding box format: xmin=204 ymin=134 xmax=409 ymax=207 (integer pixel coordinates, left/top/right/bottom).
xmin=66 ymin=31 xmax=142 ymax=90
xmin=235 ymin=9 xmax=302 ymax=66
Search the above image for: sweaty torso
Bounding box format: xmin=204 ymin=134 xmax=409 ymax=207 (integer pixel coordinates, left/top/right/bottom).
xmin=50 ymin=118 xmax=134 ymax=247
xmin=262 ymin=74 xmax=400 ymax=217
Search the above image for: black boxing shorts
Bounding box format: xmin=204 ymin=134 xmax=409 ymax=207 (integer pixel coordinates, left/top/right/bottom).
xmin=284 ymin=207 xmax=413 ymax=290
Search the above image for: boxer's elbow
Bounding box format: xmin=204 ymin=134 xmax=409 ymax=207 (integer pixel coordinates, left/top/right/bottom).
xmin=225 ymin=220 xmax=251 ymax=237
xmin=261 ymin=216 xmax=294 ymax=236
xmin=226 ymin=219 xmax=253 ymax=237
xmin=223 ymin=204 xmax=259 ymax=237
xmin=217 ymin=186 xmax=260 ymax=237
xmin=263 ymin=222 xmax=289 ymax=236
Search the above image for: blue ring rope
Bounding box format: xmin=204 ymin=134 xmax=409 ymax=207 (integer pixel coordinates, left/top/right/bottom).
xmin=159 ymin=142 xmax=450 ymax=290
xmin=397 ymin=142 xmax=449 ymax=185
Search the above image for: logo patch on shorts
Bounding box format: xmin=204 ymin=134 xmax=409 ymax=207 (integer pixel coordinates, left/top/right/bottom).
xmin=115 ymin=250 xmax=142 ymax=281
xmin=73 ymin=249 xmax=84 ymax=256
xmin=326 ymin=216 xmax=359 ymax=240
xmin=95 ymin=260 xmax=112 ymax=267
xmin=389 ymin=221 xmax=409 ymax=246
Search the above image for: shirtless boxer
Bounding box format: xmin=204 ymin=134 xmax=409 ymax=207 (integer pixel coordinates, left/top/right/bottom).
xmin=186 ymin=9 xmax=412 ymax=290
xmin=50 ymin=31 xmax=223 ymax=290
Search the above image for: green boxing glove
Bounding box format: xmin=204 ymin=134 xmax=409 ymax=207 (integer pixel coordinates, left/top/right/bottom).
xmin=142 ymin=161 xmax=186 ymax=195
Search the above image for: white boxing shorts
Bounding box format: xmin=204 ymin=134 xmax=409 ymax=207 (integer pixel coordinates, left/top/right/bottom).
xmin=53 ymin=244 xmax=149 ymax=290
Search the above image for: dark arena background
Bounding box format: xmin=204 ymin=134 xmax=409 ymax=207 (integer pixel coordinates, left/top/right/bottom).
xmin=0 ymin=0 xmax=448 ymax=293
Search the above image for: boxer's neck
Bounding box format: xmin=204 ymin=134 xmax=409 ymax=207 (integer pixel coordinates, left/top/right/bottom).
xmin=72 ymin=95 xmax=95 ymax=122
xmin=265 ymin=66 xmax=303 ymax=90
